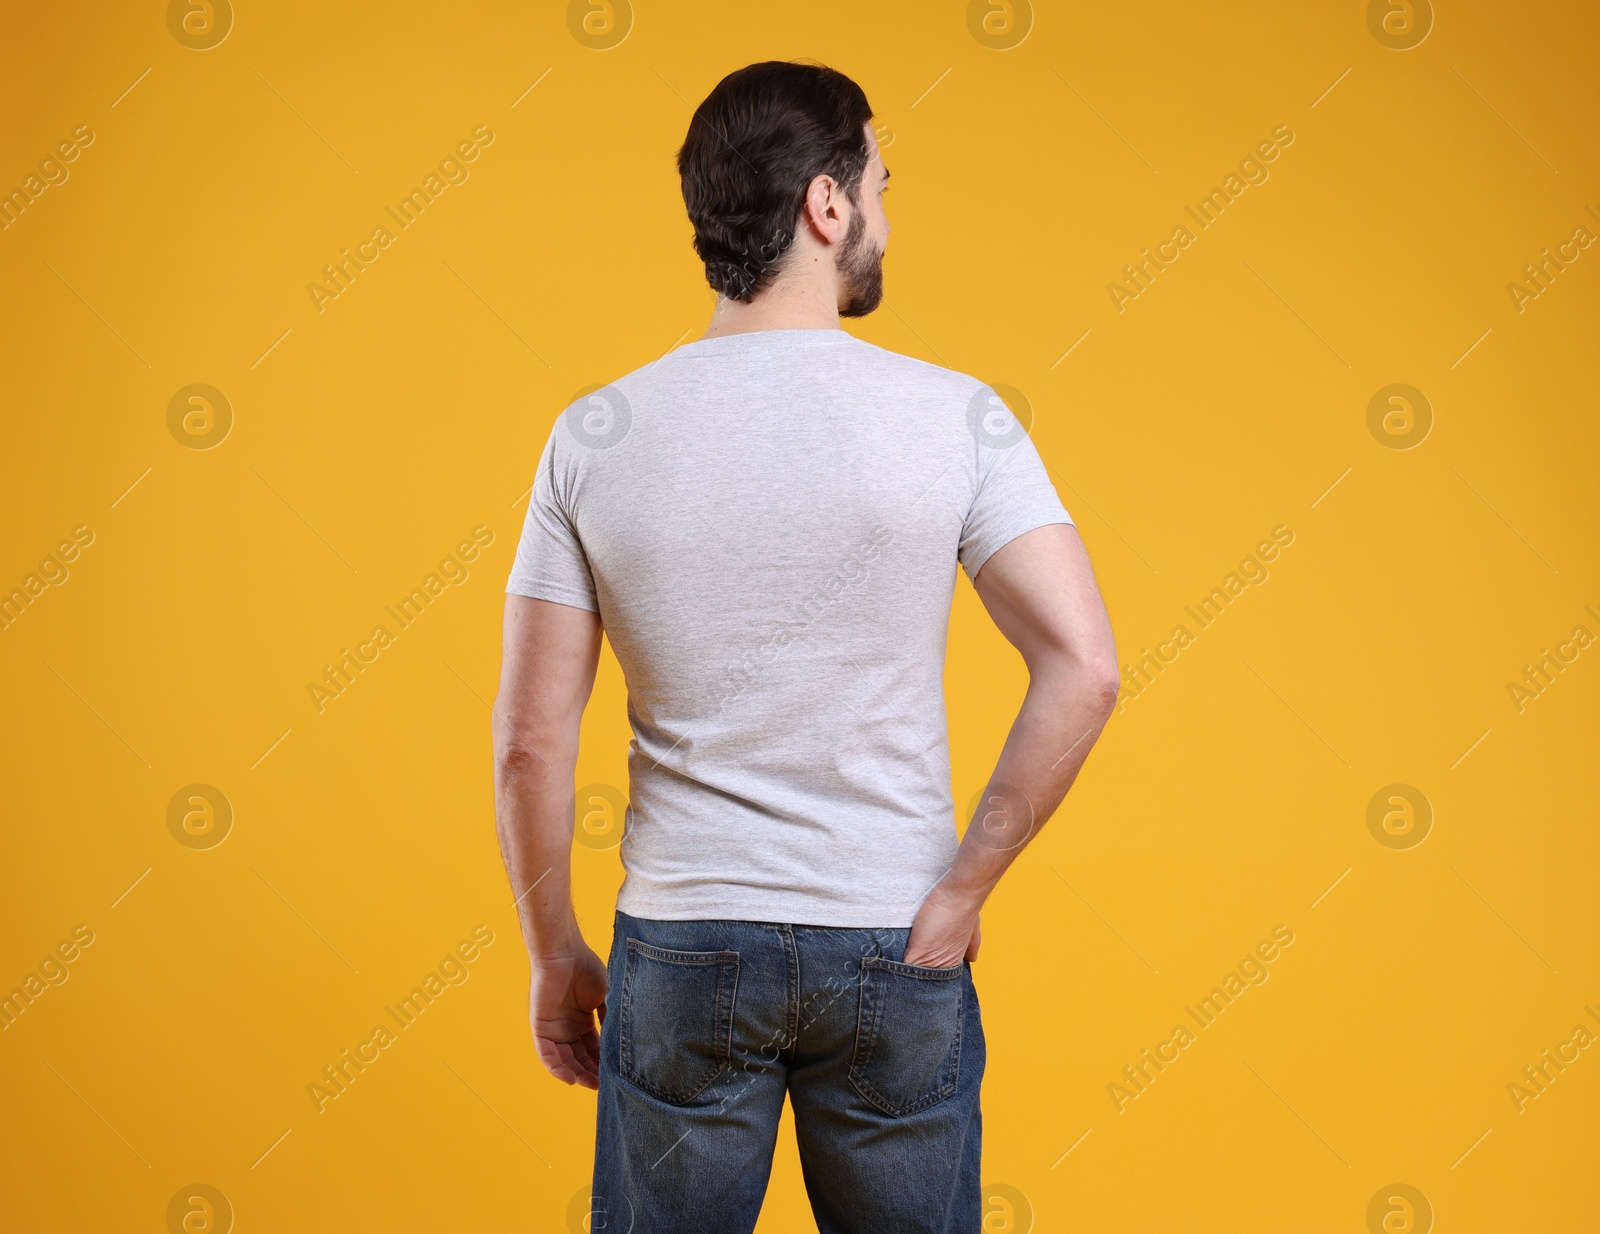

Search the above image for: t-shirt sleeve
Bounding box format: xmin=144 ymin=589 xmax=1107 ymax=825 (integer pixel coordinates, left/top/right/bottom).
xmin=957 ymin=388 xmax=1075 ymax=582
xmin=505 ymin=428 xmax=601 ymax=613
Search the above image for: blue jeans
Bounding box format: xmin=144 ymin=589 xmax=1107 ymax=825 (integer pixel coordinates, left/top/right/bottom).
xmin=589 ymin=910 xmax=985 ymax=1233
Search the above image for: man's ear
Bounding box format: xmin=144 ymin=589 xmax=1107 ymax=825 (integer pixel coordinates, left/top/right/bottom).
xmin=802 ymin=174 xmax=843 ymax=244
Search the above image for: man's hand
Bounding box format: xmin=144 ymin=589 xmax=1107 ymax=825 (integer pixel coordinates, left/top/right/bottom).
xmin=530 ymin=945 xmax=609 ymax=1090
xmin=903 ymin=883 xmax=982 ymax=968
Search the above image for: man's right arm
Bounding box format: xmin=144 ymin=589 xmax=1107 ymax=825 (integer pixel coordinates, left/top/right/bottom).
xmin=903 ymin=522 xmax=1120 ymax=967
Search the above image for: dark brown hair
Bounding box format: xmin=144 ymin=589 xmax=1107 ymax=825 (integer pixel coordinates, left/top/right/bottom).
xmin=677 ymin=61 xmax=873 ymax=302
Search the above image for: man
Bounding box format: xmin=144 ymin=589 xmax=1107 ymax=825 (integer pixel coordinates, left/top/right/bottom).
xmin=494 ymin=60 xmax=1118 ymax=1233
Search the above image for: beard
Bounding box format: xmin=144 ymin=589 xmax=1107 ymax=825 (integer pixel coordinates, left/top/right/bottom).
xmin=836 ymin=203 xmax=885 ymax=318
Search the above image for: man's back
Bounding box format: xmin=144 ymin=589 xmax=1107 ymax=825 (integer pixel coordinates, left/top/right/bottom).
xmin=508 ymin=327 xmax=1073 ymax=926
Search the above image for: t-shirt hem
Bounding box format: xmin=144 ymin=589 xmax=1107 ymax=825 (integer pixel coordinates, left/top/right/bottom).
xmin=616 ymin=887 xmax=921 ymax=929
xmin=505 ymin=578 xmax=600 ymax=613
xmin=963 ymin=514 xmax=1076 ymax=582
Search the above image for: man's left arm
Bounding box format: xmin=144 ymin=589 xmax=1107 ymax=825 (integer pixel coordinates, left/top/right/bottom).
xmin=492 ymin=593 xmax=607 ymax=1089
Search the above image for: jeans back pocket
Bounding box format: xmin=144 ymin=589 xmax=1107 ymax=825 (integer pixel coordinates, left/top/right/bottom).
xmin=849 ymin=956 xmax=964 ymax=1117
xmin=618 ymin=939 xmax=740 ymax=1105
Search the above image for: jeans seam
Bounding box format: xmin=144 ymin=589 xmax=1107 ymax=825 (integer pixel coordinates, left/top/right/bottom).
xmin=718 ymin=955 xmax=740 ymax=1083
xmin=782 ymin=925 xmax=799 ymax=1055
xmin=619 ymin=939 xmax=635 ymax=1082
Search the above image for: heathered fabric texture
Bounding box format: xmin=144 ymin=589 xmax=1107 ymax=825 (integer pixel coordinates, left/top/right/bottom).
xmin=507 ymin=327 xmax=1073 ymax=926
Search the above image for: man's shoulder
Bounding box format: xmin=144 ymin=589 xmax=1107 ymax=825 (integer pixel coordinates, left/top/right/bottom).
xmin=567 ymin=335 xmax=992 ymax=447
xmin=605 ymin=333 xmax=989 ymax=405
xmin=842 ymin=337 xmax=989 ymax=401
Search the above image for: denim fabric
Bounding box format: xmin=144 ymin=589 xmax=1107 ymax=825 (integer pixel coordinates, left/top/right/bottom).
xmin=589 ymin=910 xmax=985 ymax=1233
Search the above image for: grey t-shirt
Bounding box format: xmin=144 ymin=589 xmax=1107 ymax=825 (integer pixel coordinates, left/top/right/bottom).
xmin=507 ymin=327 xmax=1073 ymax=927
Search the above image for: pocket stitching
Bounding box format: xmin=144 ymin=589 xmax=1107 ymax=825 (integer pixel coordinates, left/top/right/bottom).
xmin=619 ymin=940 xmax=739 ymax=1105
xmin=848 ymin=960 xmax=965 ymax=1117
xmin=627 ymin=939 xmax=734 ymax=967
xmin=864 ymin=954 xmax=965 ymax=980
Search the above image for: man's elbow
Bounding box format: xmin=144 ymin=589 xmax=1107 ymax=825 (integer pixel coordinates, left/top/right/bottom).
xmin=494 ymin=741 xmax=548 ymax=784
xmin=1033 ymin=638 xmax=1120 ymax=715
xmin=492 ymin=708 xmax=561 ymax=781
xmin=1077 ymin=650 xmax=1120 ymax=717
xmin=1093 ymin=666 xmax=1121 ymax=717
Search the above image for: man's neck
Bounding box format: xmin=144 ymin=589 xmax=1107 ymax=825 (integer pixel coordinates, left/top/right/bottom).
xmin=699 ymin=272 xmax=842 ymax=340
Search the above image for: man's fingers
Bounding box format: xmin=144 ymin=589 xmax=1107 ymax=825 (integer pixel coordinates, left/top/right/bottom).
xmin=904 ymin=939 xmax=964 ymax=967
xmin=538 ymin=1035 xmax=601 ymax=1089
xmin=566 ymin=1027 xmax=601 ymax=1076
xmin=532 ymin=1006 xmax=603 ymax=1087
xmin=573 ymin=1032 xmax=601 ymax=1087
xmin=535 ymin=1037 xmax=579 ymax=1084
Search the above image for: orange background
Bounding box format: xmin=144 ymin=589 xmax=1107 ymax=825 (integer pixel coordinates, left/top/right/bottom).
xmin=1 ymin=2 xmax=1596 ymax=1231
